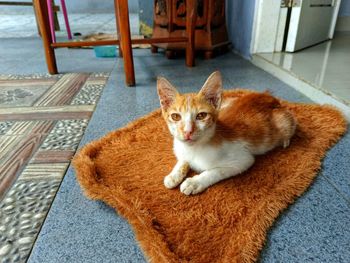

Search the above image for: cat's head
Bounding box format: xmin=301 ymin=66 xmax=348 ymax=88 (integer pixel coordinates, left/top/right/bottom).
xmin=157 ymin=71 xmax=222 ymax=144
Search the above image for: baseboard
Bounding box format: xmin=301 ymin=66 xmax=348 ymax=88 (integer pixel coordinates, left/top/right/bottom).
xmin=251 ymin=54 xmax=350 ymax=122
xmin=335 ymin=16 xmax=350 ymax=32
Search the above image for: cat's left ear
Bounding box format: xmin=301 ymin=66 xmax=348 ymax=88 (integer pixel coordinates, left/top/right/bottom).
xmin=199 ymin=71 xmax=223 ymax=110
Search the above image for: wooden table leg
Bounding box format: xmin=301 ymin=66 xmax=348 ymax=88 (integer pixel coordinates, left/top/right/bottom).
xmin=33 ymin=0 xmax=58 ymax=74
xmin=115 ymin=0 xmax=135 ymax=86
xmin=186 ymin=0 xmax=197 ymax=67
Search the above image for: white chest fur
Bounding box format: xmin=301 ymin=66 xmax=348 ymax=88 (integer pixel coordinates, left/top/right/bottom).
xmin=173 ymin=138 xmax=253 ymax=173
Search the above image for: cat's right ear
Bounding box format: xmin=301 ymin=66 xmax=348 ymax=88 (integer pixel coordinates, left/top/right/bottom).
xmin=157 ymin=77 xmax=178 ymax=111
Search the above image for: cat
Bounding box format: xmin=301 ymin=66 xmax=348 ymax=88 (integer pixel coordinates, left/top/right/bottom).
xmin=157 ymin=71 xmax=296 ymax=195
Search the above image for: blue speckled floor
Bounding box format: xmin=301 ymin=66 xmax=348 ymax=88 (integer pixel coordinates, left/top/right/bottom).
xmin=3 ymin=39 xmax=348 ymax=262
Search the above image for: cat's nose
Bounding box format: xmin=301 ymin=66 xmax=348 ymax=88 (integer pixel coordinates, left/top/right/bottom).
xmin=184 ymin=131 xmax=193 ymax=140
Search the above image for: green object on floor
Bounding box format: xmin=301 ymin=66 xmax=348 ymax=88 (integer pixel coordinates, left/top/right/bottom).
xmin=93 ymin=46 xmax=117 ymax=58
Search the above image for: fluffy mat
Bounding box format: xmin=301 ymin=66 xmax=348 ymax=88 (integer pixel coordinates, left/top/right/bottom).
xmin=73 ymin=90 xmax=347 ymax=263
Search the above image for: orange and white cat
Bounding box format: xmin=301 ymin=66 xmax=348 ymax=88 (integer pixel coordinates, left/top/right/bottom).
xmin=157 ymin=71 xmax=296 ymax=195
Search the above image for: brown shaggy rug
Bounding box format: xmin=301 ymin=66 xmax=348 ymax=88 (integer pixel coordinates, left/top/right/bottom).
xmin=73 ymin=90 xmax=347 ymax=263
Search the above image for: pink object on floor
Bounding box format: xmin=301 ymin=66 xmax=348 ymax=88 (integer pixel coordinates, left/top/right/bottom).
xmin=47 ymin=0 xmax=72 ymax=43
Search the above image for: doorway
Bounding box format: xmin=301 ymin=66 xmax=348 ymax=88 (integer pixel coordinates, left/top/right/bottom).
xmin=251 ymin=0 xmax=350 ymax=118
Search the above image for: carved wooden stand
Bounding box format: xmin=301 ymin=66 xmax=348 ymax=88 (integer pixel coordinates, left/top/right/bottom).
xmin=152 ymin=0 xmax=229 ymax=59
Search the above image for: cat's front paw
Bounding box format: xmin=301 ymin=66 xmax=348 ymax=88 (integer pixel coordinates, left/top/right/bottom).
xmin=164 ymin=173 xmax=184 ymax=189
xmin=180 ymin=177 xmax=206 ymax=195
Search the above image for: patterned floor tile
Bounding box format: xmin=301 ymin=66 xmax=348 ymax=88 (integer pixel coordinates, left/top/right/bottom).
xmin=0 ymin=88 xmax=33 ymax=104
xmin=0 ymin=74 xmax=62 ymax=81
xmin=0 ymin=105 xmax=94 ymax=121
xmin=30 ymin=151 xmax=75 ymax=164
xmin=0 ymin=86 xmax=50 ymax=108
xmin=0 ymin=121 xmax=13 ymax=135
xmin=40 ymin=119 xmax=89 ymax=151
xmin=89 ymin=72 xmax=111 ymax=79
xmin=0 ymin=73 xmax=109 ymax=263
xmin=70 ymin=83 xmax=105 ymax=105
xmin=0 ymin=75 xmax=62 ymax=109
xmin=0 ymin=121 xmax=54 ymax=162
xmin=0 ymin=178 xmax=61 ymax=262
xmin=0 ymin=135 xmax=25 ymax=161
xmin=33 ymin=73 xmax=90 ymax=107
xmin=18 ymin=163 xmax=69 ymax=181
xmin=0 ymin=121 xmax=55 ymax=200
xmin=2 ymin=121 xmax=53 ymax=136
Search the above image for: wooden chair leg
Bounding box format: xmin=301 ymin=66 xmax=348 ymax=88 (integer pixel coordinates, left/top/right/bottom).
xmin=151 ymin=45 xmax=158 ymax=54
xmin=32 ymin=1 xmax=42 ymax=36
xmin=47 ymin=0 xmax=56 ymax=43
xmin=115 ymin=0 xmax=135 ymax=86
xmin=114 ymin=1 xmax=123 ymax=58
xmin=33 ymin=0 xmax=58 ymax=74
xmin=186 ymin=0 xmax=197 ymax=67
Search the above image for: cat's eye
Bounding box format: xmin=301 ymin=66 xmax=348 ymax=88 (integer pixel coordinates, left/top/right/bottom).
xmin=171 ymin=113 xmax=181 ymax=121
xmin=196 ymin=112 xmax=208 ymax=120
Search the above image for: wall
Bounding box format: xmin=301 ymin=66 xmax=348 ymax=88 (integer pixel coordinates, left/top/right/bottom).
xmin=226 ymin=0 xmax=256 ymax=59
xmin=336 ymin=0 xmax=350 ymax=31
xmin=339 ymin=0 xmax=350 ymax=16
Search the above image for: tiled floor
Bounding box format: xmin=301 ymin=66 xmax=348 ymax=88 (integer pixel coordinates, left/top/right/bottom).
xmin=257 ymin=33 xmax=350 ymax=106
xmin=6 ymin=46 xmax=344 ymax=262
xmin=0 ymin=12 xmax=139 ymax=39
xmin=0 ymin=73 xmax=110 ymax=262
xmin=0 ymin=15 xmax=349 ymax=263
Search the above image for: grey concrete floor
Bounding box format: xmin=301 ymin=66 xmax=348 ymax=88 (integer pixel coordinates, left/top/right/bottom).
xmin=0 ymin=13 xmax=139 ymax=38
xmin=0 ymin=38 xmax=116 ymax=74
xmin=0 ymin=36 xmax=349 ymax=263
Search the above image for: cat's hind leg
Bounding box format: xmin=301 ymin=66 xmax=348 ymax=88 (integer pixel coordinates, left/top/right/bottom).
xmin=164 ymin=161 xmax=190 ymax=189
xmin=273 ymin=109 xmax=297 ymax=148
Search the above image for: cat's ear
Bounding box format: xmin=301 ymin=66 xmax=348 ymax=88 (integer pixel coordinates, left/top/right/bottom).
xmin=157 ymin=77 xmax=178 ymax=111
xmin=199 ymin=71 xmax=223 ymax=110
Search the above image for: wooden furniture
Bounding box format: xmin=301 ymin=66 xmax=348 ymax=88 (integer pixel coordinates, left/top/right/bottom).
xmin=34 ymin=0 xmax=197 ymax=87
xmin=151 ymin=0 xmax=229 ymax=59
